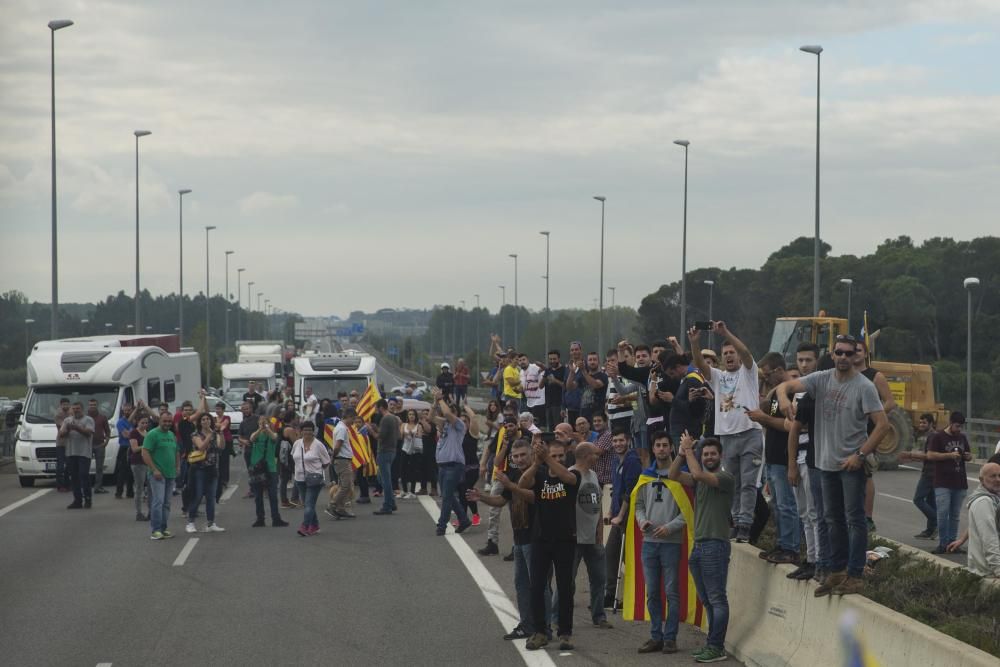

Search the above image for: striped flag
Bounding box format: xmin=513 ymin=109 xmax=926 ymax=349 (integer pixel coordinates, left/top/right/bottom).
xmin=322 ymin=417 xmax=341 ymax=452
xmin=622 ymin=475 xmax=707 ymax=629
xmin=348 ymin=424 xmax=378 ymax=476
xmin=355 ymin=382 xmax=381 ymax=421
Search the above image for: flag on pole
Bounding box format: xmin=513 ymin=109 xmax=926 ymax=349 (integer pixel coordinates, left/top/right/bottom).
xmin=356 ymin=382 xmax=381 ymax=422
xmin=348 ymin=423 xmax=378 ymax=475
xmin=622 ymin=474 xmax=707 ymax=629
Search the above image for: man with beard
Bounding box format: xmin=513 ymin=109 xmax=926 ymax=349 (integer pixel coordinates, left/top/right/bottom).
xmin=519 ymin=353 xmax=546 ymax=425
xmin=542 ymin=350 xmax=567 ymax=429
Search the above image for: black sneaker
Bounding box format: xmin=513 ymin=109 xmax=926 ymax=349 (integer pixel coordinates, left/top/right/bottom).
xmin=455 ymin=521 xmax=472 ymax=534
xmin=767 ymin=549 xmax=799 ymax=565
xmin=356 ymin=497 xmax=371 ymax=504
xmin=735 ymin=525 xmax=750 ymax=543
xmin=67 ymin=501 xmax=83 ymax=509
xmin=866 ymin=517 xmax=877 ymax=534
xmin=503 ymin=548 xmax=515 ymax=562
xmin=478 ymin=540 xmax=499 ymax=556
xmin=272 ymin=518 xmax=289 ymax=527
xmin=252 ymin=518 xmax=266 ymax=527
xmin=504 ymin=626 xmax=530 ymax=640
xmin=373 ymin=509 xmax=393 ymax=515
xmin=787 ymin=562 xmax=815 ymax=580
xmin=914 ymin=529 xmax=938 ymax=540
xmin=83 ymin=498 xmax=92 ymax=509
xmin=758 ymin=547 xmax=780 ymax=560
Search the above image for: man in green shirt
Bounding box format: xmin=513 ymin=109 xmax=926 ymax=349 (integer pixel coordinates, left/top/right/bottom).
xmin=669 ymin=433 xmax=735 ymax=664
xmin=142 ymin=412 xmax=180 ymax=540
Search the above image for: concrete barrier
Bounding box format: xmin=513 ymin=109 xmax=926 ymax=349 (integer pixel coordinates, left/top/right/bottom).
xmin=725 ymin=543 xmax=997 ymax=667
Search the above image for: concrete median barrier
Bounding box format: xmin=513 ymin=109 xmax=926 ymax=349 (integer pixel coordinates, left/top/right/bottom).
xmin=724 ymin=543 xmax=997 ymax=667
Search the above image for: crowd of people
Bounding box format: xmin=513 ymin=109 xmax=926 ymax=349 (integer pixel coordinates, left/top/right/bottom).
xmin=51 ymin=320 xmax=1000 ymax=662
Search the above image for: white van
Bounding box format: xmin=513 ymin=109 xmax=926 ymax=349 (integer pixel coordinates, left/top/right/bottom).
xmin=235 ymin=340 xmax=284 ymax=382
xmin=14 ymin=335 xmax=201 ymax=488
xmin=220 ymin=362 xmax=277 ymax=396
xmin=292 ymin=351 xmax=376 ymax=407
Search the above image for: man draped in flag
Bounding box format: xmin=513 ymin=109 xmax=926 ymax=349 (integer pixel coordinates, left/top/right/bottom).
xmin=669 ymin=432 xmax=736 ymax=664
xmin=633 ymin=430 xmax=687 ymax=654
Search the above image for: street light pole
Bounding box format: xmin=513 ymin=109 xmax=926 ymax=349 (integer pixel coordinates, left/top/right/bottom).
xmin=964 ymin=277 xmax=979 ymax=419
xmin=704 ymin=279 xmax=715 ymax=349
xmin=540 ymin=230 xmax=550 ymax=355
xmin=48 ymin=19 xmax=73 ymax=340
xmin=460 ymin=300 xmax=466 ymax=356
xmin=800 ymin=44 xmax=823 ymax=316
xmin=205 ymin=225 xmax=216 ymax=385
xmin=236 ymin=268 xmax=245 ymax=342
xmin=178 ymin=189 xmax=191 ymax=345
xmin=224 ymin=250 xmax=234 ymax=346
xmin=593 ymin=196 xmax=606 ymax=354
xmin=608 ymin=286 xmax=617 ymax=344
xmin=839 ymin=278 xmax=853 ymax=334
xmin=247 ymin=281 xmax=255 ymax=338
xmin=673 ymin=140 xmax=690 ymax=340
xmin=508 ymin=254 xmax=519 ymax=347
xmin=474 ymin=293 xmax=481 ymax=388
xmin=133 ymin=130 xmax=151 ymax=332
xmin=24 ymin=318 xmax=35 ymax=358
xmin=499 ymin=285 xmax=506 ymax=347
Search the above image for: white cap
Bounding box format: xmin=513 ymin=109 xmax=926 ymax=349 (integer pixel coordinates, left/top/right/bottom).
xmin=441 ymin=362 xmax=450 ymax=369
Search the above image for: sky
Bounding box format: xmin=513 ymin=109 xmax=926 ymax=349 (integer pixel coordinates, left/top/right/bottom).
xmin=2 ymin=0 xmax=999 ymax=319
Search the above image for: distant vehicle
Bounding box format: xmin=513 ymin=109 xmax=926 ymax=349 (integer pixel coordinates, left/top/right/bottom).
xmin=388 ymin=381 xmax=429 ymax=396
xmin=221 ymin=362 xmax=278 ymax=395
xmin=235 ymin=340 xmax=285 ymax=384
xmin=293 ymin=352 xmax=377 ymax=406
xmin=15 ymin=334 xmax=200 ymax=487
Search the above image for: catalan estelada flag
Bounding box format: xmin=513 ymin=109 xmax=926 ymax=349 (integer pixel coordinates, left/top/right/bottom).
xmin=355 ymin=381 xmax=381 ymax=421
xmin=348 ymin=424 xmax=378 ymax=476
xmin=622 ymin=474 xmax=707 ymax=630
xmin=322 ymin=417 xmax=340 ymax=452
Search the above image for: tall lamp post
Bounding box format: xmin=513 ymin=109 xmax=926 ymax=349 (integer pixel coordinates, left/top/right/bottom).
xmin=474 ymin=293 xmax=481 ymax=387
xmin=839 ymin=278 xmax=853 ymax=334
xmin=540 ymin=230 xmax=550 ymax=355
xmin=508 ymin=254 xmax=519 ymax=347
xmin=704 ymin=279 xmax=715 ymax=349
xmin=224 ymin=250 xmax=234 ymax=346
xmin=205 ymin=225 xmax=216 ymax=385
xmin=459 ymin=300 xmax=466 ymax=356
xmin=24 ymin=318 xmax=35 ymax=358
xmin=593 ymin=196 xmax=606 ymax=354
xmin=133 ymin=129 xmax=151 ymax=332
xmin=800 ymin=44 xmax=823 ymax=316
xmin=673 ymin=139 xmax=690 ymax=339
xmin=964 ymin=277 xmax=979 ymax=420
xmin=236 ymin=268 xmax=245 ymax=341
xmin=177 ymin=188 xmax=191 ymax=344
xmin=247 ymin=281 xmax=255 ymax=338
xmin=499 ymin=285 xmax=506 ymax=346
xmin=608 ymin=286 xmax=617 ymax=344
xmin=48 ymin=19 xmax=73 ymax=339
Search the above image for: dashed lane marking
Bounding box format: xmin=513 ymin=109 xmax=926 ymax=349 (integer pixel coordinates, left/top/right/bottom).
xmin=0 ymin=489 xmax=53 ymax=519
xmin=418 ymin=496 xmax=557 ymax=667
xmin=172 ymin=537 xmax=199 ymax=566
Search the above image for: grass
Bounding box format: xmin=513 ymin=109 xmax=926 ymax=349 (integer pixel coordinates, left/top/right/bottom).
xmin=754 ymin=518 xmax=1000 ymax=657
xmin=0 ymin=385 xmax=26 ymax=400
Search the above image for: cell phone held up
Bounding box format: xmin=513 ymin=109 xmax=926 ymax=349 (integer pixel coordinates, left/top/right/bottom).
xmin=693 ymin=320 xmax=713 ymax=331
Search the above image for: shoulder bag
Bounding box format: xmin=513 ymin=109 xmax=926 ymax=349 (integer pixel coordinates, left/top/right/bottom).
xmin=301 ymin=444 xmax=326 ymax=487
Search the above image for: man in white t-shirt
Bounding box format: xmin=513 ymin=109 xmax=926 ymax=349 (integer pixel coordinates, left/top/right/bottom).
xmin=302 ymin=386 xmax=318 ymax=419
xmin=326 ymin=408 xmax=356 ymax=519
xmin=689 ymin=322 xmax=761 ymax=543
xmin=519 ymin=354 xmax=546 ymax=425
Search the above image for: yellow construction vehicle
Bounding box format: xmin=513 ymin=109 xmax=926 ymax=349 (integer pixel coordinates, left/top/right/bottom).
xmin=769 ymin=315 xmax=949 ymax=469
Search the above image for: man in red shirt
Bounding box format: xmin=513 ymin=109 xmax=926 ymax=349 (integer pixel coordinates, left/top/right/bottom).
xmin=454 ymin=358 xmax=471 ymax=407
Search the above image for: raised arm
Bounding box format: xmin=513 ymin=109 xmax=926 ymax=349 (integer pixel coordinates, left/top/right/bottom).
xmin=668 ymin=433 xmax=695 ymax=486
xmin=714 ymin=321 xmax=753 ymax=369
xmin=687 ymin=327 xmax=712 ymax=379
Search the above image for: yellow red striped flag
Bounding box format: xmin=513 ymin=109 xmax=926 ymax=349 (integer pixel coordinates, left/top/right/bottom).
xmin=355 ymin=382 xmax=381 ymax=422
xmin=348 ymin=424 xmax=378 ymax=476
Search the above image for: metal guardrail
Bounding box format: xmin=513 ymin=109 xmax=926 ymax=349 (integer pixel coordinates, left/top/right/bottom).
xmin=968 ymin=417 xmax=999 ymax=461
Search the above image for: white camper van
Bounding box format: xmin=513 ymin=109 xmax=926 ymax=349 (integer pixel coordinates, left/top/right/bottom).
xmin=235 ymin=340 xmax=284 ymax=382
xmin=14 ymin=335 xmax=200 ymax=488
xmin=292 ymin=351 xmax=376 ymax=407
xmin=220 ymin=362 xmax=277 ymax=395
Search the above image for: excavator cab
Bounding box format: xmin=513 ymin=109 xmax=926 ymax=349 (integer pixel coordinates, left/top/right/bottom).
xmin=768 ymin=316 xmax=849 ymax=366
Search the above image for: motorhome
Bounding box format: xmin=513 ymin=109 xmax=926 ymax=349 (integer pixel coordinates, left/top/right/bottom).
xmin=292 ymin=351 xmax=377 ymax=407
xmin=14 ymin=335 xmax=201 ymax=487
xmin=235 ymin=340 xmax=285 ymax=383
xmin=220 ymin=362 xmax=278 ymax=395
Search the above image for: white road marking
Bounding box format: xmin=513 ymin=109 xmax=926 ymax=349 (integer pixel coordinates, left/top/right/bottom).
xmin=172 ymin=538 xmax=199 ymax=566
xmin=418 ymin=496 xmax=557 ymax=667
xmin=878 ymin=492 xmax=913 ymax=503
xmin=0 ymin=489 xmax=53 ymax=519
xmin=898 ymin=464 xmax=977 ymax=483
xmin=96 ymin=663 xmax=113 ymax=666
xmin=220 ymin=483 xmax=239 ymax=502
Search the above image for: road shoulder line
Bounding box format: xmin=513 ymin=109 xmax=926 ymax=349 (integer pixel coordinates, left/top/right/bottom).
xmin=0 ymin=488 xmax=53 ymax=519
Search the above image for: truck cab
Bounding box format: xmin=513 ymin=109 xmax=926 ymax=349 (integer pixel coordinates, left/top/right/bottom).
xmin=14 ymin=335 xmax=201 ymax=487
xmin=292 ymin=351 xmax=376 ymax=409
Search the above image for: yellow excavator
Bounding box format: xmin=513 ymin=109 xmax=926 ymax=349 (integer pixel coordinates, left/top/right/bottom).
xmin=769 ymin=315 xmax=949 ymax=469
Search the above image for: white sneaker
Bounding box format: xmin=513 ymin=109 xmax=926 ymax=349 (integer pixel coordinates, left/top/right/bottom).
xmin=206 ymin=523 xmax=226 ymax=533
xmin=185 ymin=522 xmax=198 ymax=534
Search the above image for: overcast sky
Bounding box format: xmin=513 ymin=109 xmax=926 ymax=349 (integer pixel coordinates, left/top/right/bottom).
xmin=2 ymin=1 xmax=999 ymax=319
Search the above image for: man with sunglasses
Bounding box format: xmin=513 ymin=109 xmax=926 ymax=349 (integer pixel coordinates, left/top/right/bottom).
xmin=776 ymin=335 xmax=888 ymax=596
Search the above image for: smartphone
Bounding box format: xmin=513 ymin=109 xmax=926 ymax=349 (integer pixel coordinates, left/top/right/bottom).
xmin=694 ymin=321 xmax=713 ymax=331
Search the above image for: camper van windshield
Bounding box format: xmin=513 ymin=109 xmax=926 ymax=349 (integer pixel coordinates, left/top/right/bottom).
xmin=305 ymin=377 xmax=370 ymax=402
xmin=25 ymin=385 xmax=120 ymax=424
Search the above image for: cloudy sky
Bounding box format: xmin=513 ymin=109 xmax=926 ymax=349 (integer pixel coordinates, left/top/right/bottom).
xmin=2 ymin=1 xmax=999 ymax=318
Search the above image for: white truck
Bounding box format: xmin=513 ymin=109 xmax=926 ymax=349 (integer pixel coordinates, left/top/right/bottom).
xmin=292 ymin=351 xmax=377 ymax=410
xmin=235 ymin=340 xmax=285 ymax=383
xmin=220 ymin=362 xmax=278 ymax=396
xmin=14 ymin=335 xmax=201 ymax=488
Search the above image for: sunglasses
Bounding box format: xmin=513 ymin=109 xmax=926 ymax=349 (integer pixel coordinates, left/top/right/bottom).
xmin=832 ymin=349 xmax=854 ymax=357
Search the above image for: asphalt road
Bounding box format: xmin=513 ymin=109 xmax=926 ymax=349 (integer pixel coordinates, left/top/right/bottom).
xmin=0 ymin=464 xmax=734 ymax=667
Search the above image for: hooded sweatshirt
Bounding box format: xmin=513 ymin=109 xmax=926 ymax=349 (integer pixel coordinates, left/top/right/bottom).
xmin=633 ymin=465 xmax=686 ymax=544
xmin=965 ymin=485 xmax=1000 ymax=578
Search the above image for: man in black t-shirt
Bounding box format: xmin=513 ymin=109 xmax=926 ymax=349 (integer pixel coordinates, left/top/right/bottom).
xmin=542 ymin=350 xmax=567 ymax=429
xmin=466 ymin=439 xmax=543 ymax=640
xmin=242 ymin=381 xmax=265 ymax=414
xmin=520 ymin=439 xmax=580 ymax=652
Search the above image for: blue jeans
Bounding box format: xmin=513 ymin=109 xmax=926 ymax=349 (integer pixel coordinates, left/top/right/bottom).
xmin=808 ymin=467 xmax=830 ymax=569
xmin=766 ymin=464 xmax=800 ymax=552
xmin=436 ymin=462 xmax=468 ymax=530
xmin=934 ymin=487 xmax=966 ymax=550
xmin=188 ymin=466 xmax=218 ymax=523
xmin=295 ymin=481 xmax=321 ymax=529
xmin=149 ymin=475 xmax=175 ymax=534
xmin=820 ymin=468 xmax=866 ymax=577
xmin=641 ymin=541 xmax=682 ymax=642
xmin=513 ymin=543 xmax=552 ymax=633
xmin=377 ymin=451 xmax=397 ymax=512
xmin=914 ymin=472 xmax=937 ymax=533
xmin=689 ymin=539 xmax=730 ymax=650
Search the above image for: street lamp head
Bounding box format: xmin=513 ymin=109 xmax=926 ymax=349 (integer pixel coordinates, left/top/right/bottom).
xmin=703 ymin=279 xmax=714 ymax=286
xmin=205 ymin=225 xmax=216 ymax=231
xmin=80 ymin=319 xmax=88 ymax=324
xmin=964 ymin=277 xmax=980 ymax=289
xmin=225 ymin=250 xmax=234 ymax=256
xmin=25 ymin=318 xmax=35 ymax=324
xmin=509 ymin=253 xmax=518 ymax=259
xmin=673 ymin=139 xmax=690 ymax=147
xmin=839 ymin=278 xmax=853 ymax=286
xmin=539 ymin=230 xmax=550 ymax=237
xmin=800 ymin=45 xmax=823 ymax=55
xmin=593 ymin=196 xmax=606 ymax=202
xmin=178 ymin=188 xmax=192 ymax=195
xmin=134 ymin=130 xmax=151 ymax=138
xmin=238 ymin=267 xmax=245 ymax=272
xmin=48 ymin=19 xmax=74 ymax=30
